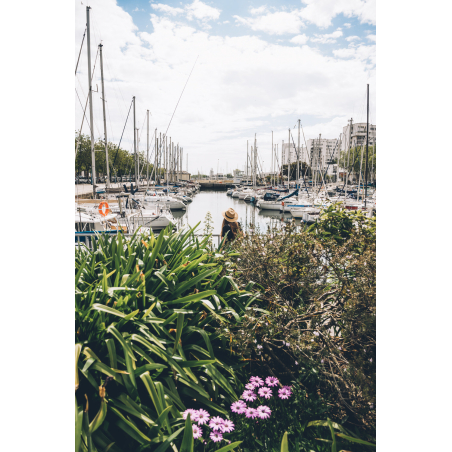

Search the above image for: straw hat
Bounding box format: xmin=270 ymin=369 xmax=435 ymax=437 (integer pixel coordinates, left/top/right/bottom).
xmin=222 ymin=208 xmax=239 ymax=222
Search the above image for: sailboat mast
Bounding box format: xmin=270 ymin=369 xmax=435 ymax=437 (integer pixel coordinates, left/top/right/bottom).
xmin=99 ymin=44 xmax=110 ymax=190
xmin=365 ymin=84 xmax=369 ymax=207
xmin=86 ymin=6 xmax=96 ymax=199
xmin=137 ymin=128 xmax=140 ymax=183
xmin=254 ymin=134 xmax=257 ymax=189
xmin=297 ymin=120 xmax=300 ymax=189
xmin=271 ymin=131 xmax=274 ymax=187
xmin=133 ymin=96 xmax=137 ymax=186
xmin=288 ymin=129 xmax=291 ymax=188
xmin=146 ymin=110 xmax=149 ymax=190
xmin=345 ymin=118 xmax=352 ymax=199
xmin=246 ymin=140 xmax=249 ymax=183
xmin=154 ymin=129 xmax=157 ymax=183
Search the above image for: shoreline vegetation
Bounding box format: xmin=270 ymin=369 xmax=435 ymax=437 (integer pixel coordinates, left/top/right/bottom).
xmin=75 ymin=204 xmax=376 ymax=451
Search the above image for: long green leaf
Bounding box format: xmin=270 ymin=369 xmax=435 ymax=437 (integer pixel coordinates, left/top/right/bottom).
xmin=327 ymin=418 xmax=337 ymax=452
xmin=75 ymin=401 xmax=83 ymax=452
xmin=205 ymin=364 xmax=237 ymax=400
xmin=91 ymin=304 xmax=126 ymax=318
xmin=75 ymin=343 xmax=82 ymax=391
xmin=215 ymin=441 xmax=243 ymax=452
xmin=173 ymin=313 xmax=184 ymax=355
xmin=89 ymin=397 xmax=107 ymax=433
xmin=173 ymin=267 xmax=218 ymax=297
xmin=153 ymin=427 xmax=185 ymax=452
xmin=335 ymin=433 xmax=376 ymax=447
xmin=179 ymin=360 xmax=216 ymax=368
xmin=281 ymin=432 xmax=289 ymax=452
xmin=110 ymin=406 xmax=151 ymax=443
xmin=140 ymin=372 xmax=164 ymax=415
xmin=180 ymin=414 xmax=194 ymax=452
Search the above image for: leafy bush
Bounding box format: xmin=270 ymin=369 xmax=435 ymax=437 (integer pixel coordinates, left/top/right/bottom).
xmin=221 ymin=206 xmax=376 ymax=436
xmin=75 ymin=225 xmax=257 ymax=451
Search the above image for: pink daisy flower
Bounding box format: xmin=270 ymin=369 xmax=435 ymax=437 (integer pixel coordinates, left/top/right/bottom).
xmin=221 ymin=419 xmax=235 ymax=433
xmin=192 ymin=424 xmax=203 ymax=439
xmin=256 ymin=405 xmax=271 ymax=419
xmin=249 ymin=376 xmax=264 ymax=387
xmin=258 ymin=387 xmax=272 ymax=399
xmin=265 ymin=376 xmax=279 ymax=387
xmin=278 ymin=387 xmax=293 ymax=399
xmin=193 ymin=409 xmax=210 ymax=425
xmin=210 ymin=431 xmax=223 ymax=442
xmin=231 ymin=401 xmax=247 ymax=414
xmin=245 ymin=383 xmax=255 ymax=390
xmin=209 ymin=416 xmax=225 ymax=431
xmin=182 ymin=409 xmax=196 ymax=420
xmin=242 ymin=390 xmax=257 ymax=402
xmin=245 ymin=407 xmax=258 ymax=419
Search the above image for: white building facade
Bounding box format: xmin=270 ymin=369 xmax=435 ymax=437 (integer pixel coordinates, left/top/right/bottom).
xmin=281 ymin=136 xmax=341 ymax=176
xmin=303 ymin=136 xmax=342 ymax=175
xmin=341 ymin=122 xmax=376 ymax=151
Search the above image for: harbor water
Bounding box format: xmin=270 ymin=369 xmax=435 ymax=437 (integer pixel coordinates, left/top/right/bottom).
xmin=172 ymin=190 xmax=299 ymax=234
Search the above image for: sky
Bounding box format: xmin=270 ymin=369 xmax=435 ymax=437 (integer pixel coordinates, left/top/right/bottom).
xmin=75 ymin=0 xmax=376 ymax=175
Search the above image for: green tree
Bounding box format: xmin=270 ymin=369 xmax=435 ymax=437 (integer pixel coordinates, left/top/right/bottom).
xmin=75 ymin=133 xmax=157 ymax=180
xmin=339 ymin=145 xmax=376 ymax=182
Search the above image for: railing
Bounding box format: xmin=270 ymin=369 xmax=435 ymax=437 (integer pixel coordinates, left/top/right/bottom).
xmin=75 ymin=231 xmax=223 ymax=250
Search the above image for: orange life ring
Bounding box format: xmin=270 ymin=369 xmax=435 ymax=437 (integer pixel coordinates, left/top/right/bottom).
xmin=98 ymin=201 xmax=111 ymax=217
xmin=282 ymin=201 xmax=285 ymax=206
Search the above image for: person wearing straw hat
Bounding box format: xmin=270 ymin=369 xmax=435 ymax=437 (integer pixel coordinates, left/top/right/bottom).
xmin=221 ymin=208 xmax=242 ymax=242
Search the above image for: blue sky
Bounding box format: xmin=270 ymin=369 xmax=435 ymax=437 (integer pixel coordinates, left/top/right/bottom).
xmin=76 ymin=0 xmax=375 ymax=174
xmin=120 ymin=0 xmax=374 ymax=51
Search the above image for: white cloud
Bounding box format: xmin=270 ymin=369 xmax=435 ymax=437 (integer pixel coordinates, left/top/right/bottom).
xmin=346 ymin=35 xmax=360 ymax=41
xmin=333 ymin=44 xmax=375 ymax=65
xmin=290 ymin=34 xmax=309 ymax=45
xmin=151 ymin=3 xmax=184 ymax=16
xmin=223 ymin=20 xmax=230 ymax=24
xmin=151 ymin=1 xmax=220 ymax=23
xmin=233 ymin=11 xmax=304 ymax=35
xmin=233 ymin=2 xmax=375 ymax=34
xmin=250 ymin=6 xmax=269 ymax=15
xmin=367 ymin=34 xmax=376 ymax=42
xmin=311 ymin=28 xmax=343 ymax=44
xmin=299 ymin=0 xmax=376 ymax=28
xmin=75 ymin=0 xmax=375 ymax=173
xmin=186 ymin=0 xmax=220 ymax=22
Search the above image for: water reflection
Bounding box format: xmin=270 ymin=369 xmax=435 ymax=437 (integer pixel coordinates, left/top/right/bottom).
xmin=173 ymin=191 xmax=301 ymax=234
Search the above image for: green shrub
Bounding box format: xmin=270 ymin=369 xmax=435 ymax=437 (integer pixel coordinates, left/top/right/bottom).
xmin=75 ymin=225 xmax=257 ymax=451
xmin=222 ymin=206 xmax=376 ymax=436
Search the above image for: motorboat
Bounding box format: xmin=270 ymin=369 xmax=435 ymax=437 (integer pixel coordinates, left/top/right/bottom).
xmin=141 ymin=191 xmax=186 ymax=210
xmin=238 ymin=188 xmax=255 ymax=200
xmin=290 ymin=201 xmax=314 ymax=219
xmin=257 ymin=198 xmax=300 ymax=211
xmin=302 ymin=207 xmax=321 ymax=223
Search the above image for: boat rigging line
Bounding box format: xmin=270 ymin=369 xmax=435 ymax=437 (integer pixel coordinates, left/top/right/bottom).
xmin=75 ymin=46 xmax=100 ymax=156
xmin=289 ymin=130 xmax=310 ymax=196
xmin=112 ymin=98 xmax=134 ymax=169
xmin=75 ymin=27 xmax=87 ymax=75
xmin=162 ymin=55 xmax=198 ymax=141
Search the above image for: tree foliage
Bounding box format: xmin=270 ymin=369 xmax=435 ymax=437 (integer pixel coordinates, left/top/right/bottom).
xmin=338 ymin=145 xmax=376 ymax=181
xmin=75 ymin=133 xmax=163 ymax=179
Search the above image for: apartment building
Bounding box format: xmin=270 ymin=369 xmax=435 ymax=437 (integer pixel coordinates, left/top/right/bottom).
xmin=302 ymin=136 xmax=342 ymax=175
xmin=281 ymin=142 xmax=297 ymax=165
xmin=341 ymin=122 xmax=376 ymax=151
